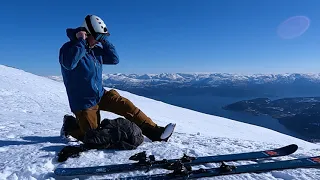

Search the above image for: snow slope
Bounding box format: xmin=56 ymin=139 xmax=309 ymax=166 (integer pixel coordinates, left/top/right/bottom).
xmin=1 ymin=64 xmax=320 ymax=180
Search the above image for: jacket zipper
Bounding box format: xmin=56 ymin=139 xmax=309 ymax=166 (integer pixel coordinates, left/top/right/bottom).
xmin=91 ymin=50 xmax=100 ymax=97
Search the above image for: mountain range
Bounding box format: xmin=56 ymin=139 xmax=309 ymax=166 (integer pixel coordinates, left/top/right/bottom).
xmin=48 ymin=73 xmax=320 ymax=97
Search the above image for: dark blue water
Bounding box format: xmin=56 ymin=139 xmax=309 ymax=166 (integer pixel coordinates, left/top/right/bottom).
xmin=148 ymin=95 xmax=308 ymax=140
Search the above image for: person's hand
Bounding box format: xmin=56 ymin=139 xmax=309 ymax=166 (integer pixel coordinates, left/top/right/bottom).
xmin=76 ymin=31 xmax=87 ymax=40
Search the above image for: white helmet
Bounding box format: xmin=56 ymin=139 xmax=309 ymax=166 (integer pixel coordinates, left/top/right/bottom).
xmin=81 ymin=15 xmax=110 ymax=36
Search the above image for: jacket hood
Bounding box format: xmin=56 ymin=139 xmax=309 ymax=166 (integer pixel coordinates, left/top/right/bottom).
xmin=66 ymin=27 xmax=87 ymax=41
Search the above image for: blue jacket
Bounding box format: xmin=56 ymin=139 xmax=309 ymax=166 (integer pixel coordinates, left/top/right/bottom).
xmin=59 ymin=27 xmax=119 ymax=113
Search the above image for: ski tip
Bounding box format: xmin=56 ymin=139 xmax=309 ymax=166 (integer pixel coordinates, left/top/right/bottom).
xmin=288 ymin=144 xmax=298 ymax=151
xmin=263 ymin=144 xmax=298 ymax=157
xmin=279 ymin=144 xmax=298 ymax=153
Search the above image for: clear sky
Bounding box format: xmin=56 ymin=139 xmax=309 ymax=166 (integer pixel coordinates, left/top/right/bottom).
xmin=0 ymin=0 xmax=319 ymax=76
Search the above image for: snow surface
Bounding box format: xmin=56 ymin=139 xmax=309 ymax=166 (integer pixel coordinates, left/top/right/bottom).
xmin=1 ymin=64 xmax=320 ymax=180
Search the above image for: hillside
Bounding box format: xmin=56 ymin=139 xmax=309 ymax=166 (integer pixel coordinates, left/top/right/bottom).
xmin=223 ymin=97 xmax=320 ymax=142
xmin=1 ymin=65 xmax=320 ymax=180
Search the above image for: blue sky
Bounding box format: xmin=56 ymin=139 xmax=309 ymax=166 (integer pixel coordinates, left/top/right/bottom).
xmin=0 ymin=0 xmax=319 ymax=76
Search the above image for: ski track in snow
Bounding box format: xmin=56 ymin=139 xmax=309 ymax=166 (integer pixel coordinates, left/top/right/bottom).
xmin=1 ymin=64 xmax=320 ymax=180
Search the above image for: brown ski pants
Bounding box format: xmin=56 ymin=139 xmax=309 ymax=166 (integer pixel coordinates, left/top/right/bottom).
xmin=68 ymin=89 xmax=159 ymax=141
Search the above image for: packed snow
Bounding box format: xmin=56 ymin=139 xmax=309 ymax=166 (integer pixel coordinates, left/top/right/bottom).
xmin=1 ymin=64 xmax=320 ymax=180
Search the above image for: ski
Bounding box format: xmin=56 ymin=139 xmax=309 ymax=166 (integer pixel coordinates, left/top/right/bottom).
xmin=54 ymin=144 xmax=298 ymax=176
xmin=122 ymin=155 xmax=320 ymax=179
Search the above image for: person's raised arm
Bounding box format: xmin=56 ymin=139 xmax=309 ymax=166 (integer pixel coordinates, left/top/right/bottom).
xmin=95 ymin=34 xmax=119 ymax=65
xmin=59 ymin=31 xmax=87 ymax=70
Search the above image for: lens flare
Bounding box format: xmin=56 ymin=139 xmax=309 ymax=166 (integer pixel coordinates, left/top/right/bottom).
xmin=277 ymin=16 xmax=310 ymax=39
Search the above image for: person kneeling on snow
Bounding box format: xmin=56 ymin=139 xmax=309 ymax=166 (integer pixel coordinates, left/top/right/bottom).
xmin=58 ymin=14 xmax=175 ymax=143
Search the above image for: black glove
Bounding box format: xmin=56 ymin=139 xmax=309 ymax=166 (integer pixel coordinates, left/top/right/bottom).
xmin=95 ymin=33 xmax=109 ymax=44
xmin=57 ymin=145 xmax=87 ymax=162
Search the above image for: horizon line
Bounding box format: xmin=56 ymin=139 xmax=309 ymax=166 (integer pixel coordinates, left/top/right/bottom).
xmin=1 ymin=64 xmax=320 ymax=77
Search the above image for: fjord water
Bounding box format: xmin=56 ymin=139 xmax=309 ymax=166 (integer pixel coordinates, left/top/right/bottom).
xmin=149 ymin=94 xmax=308 ymax=141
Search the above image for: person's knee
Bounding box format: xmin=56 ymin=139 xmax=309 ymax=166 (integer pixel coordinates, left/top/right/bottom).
xmin=107 ymin=90 xmax=135 ymax=110
xmin=108 ymin=89 xmax=120 ymax=97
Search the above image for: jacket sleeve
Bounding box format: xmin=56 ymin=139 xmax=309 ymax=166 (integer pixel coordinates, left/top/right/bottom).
xmin=59 ymin=39 xmax=87 ymax=70
xmin=95 ymin=40 xmax=119 ymax=65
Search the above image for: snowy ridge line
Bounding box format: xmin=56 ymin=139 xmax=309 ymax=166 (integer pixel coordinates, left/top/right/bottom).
xmin=47 ymin=72 xmax=320 ymax=86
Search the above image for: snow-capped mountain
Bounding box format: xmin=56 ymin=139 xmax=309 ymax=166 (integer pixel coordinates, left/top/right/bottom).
xmin=49 ymin=72 xmax=320 ymax=97
xmin=49 ymin=72 xmax=320 ymax=87
xmin=2 ymin=64 xmax=320 ymax=180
